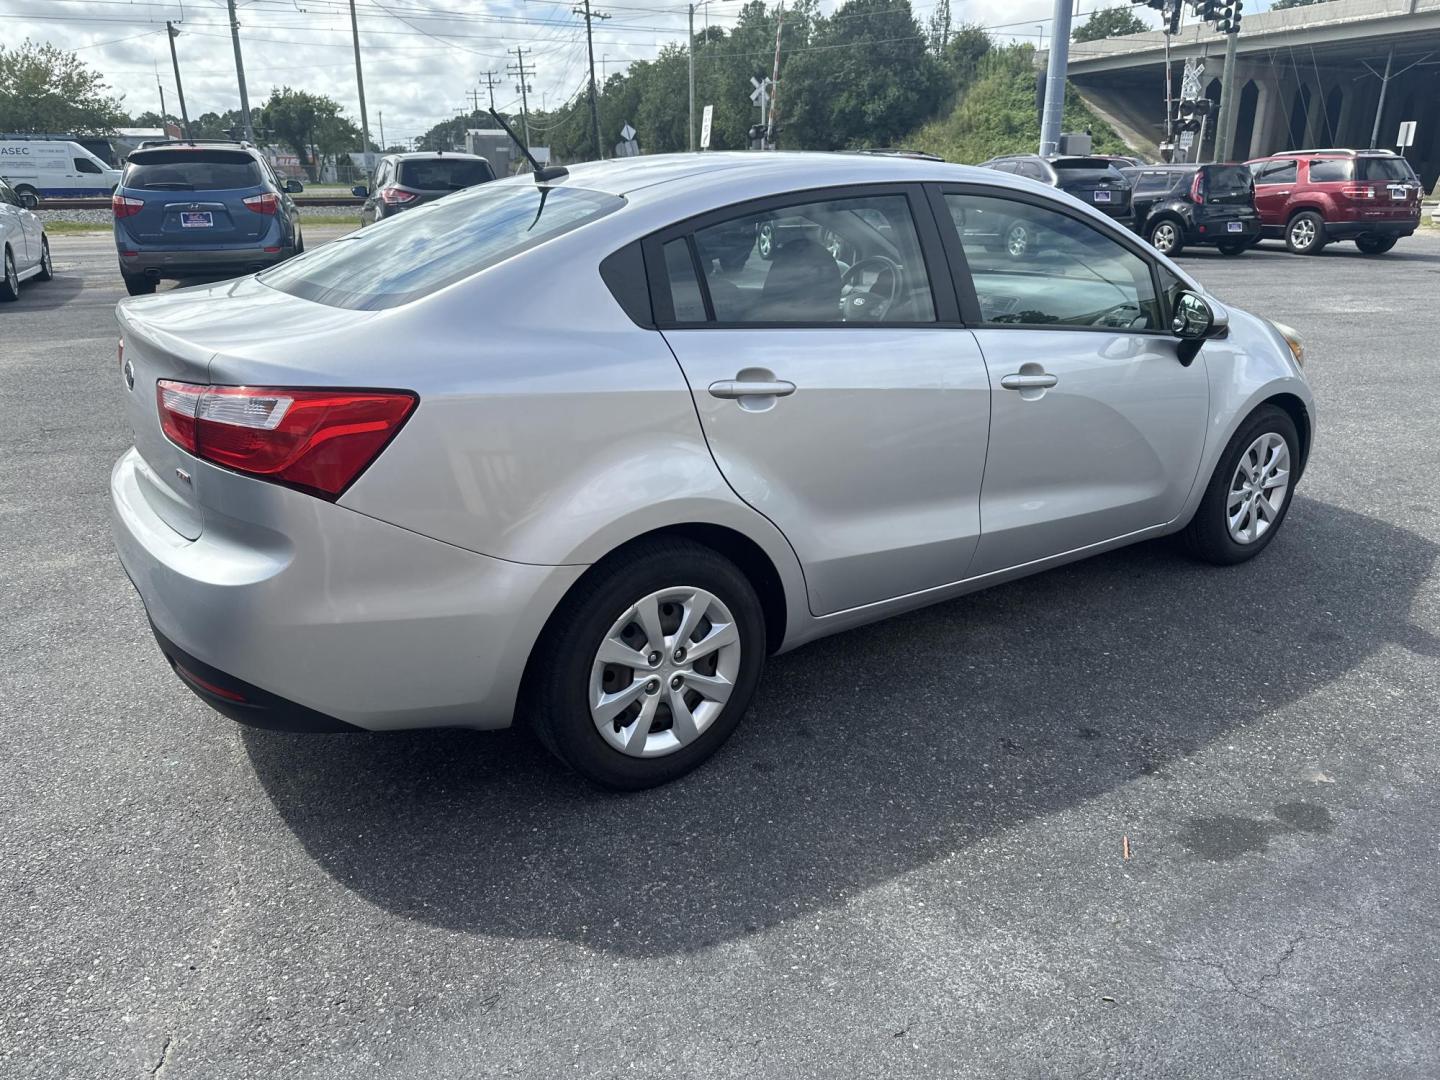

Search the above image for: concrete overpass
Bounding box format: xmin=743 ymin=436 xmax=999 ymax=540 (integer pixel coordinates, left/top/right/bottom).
xmin=1057 ymin=0 xmax=1440 ymax=186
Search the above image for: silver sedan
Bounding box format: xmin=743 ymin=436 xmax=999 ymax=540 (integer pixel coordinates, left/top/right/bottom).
xmin=110 ymin=152 xmax=1314 ymax=788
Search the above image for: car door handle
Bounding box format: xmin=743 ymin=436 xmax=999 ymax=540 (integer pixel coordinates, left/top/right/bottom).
xmin=708 ymin=379 xmax=796 ymax=399
xmin=1000 ymin=373 xmax=1059 ymax=391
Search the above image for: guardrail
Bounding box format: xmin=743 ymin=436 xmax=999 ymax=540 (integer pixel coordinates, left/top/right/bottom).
xmin=34 ymin=195 xmax=364 ymax=210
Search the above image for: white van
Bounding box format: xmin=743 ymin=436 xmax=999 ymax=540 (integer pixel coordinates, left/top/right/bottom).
xmin=0 ymin=140 xmax=122 ymax=203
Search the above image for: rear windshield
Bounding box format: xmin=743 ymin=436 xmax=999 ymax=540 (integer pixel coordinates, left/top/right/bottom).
xmin=1356 ymin=157 xmax=1414 ymax=182
xmin=124 ymin=149 xmax=263 ymax=191
xmin=1052 ymin=157 xmax=1120 ymax=172
xmin=1052 ymin=158 xmax=1124 ymax=183
xmin=1202 ymin=164 xmax=1252 ymax=192
xmin=397 ymin=158 xmax=494 ymax=189
xmin=260 ymin=181 xmax=623 ymax=310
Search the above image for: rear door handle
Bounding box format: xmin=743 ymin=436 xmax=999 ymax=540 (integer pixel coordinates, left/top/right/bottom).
xmin=708 ymin=379 xmax=796 ymax=399
xmin=1000 ymin=373 xmax=1059 ymax=391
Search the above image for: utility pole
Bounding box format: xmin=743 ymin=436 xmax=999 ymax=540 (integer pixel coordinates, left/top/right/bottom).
xmin=1369 ymin=46 xmax=1394 ymax=149
xmin=508 ymin=47 xmax=536 ymax=151
xmin=348 ymin=0 xmax=372 ymax=161
xmin=480 ymin=70 xmax=500 ymax=111
xmin=470 ymin=88 xmax=480 ymax=115
xmin=766 ymin=1 xmax=784 ymax=148
xmin=165 ymin=22 xmax=191 ymax=138
xmin=378 ymin=110 xmax=385 ymax=152
xmin=1214 ymin=28 xmax=1240 ymax=161
xmin=688 ymin=3 xmax=697 ymax=151
xmin=1037 ymin=0 xmax=1074 ymax=155
xmin=575 ymin=0 xmax=610 ymax=160
xmin=225 ymin=0 xmax=255 ymax=142
xmin=155 ymin=66 xmax=167 ymax=130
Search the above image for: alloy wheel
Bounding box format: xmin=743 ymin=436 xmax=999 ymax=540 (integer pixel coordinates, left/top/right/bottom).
xmin=1290 ymin=218 xmax=1316 ymax=250
xmin=1006 ymin=224 xmax=1030 ymax=257
xmin=589 ymin=586 xmax=742 ymax=758
xmin=1226 ymin=432 xmax=1291 ymax=544
xmin=1151 ymin=222 xmax=1178 ymax=253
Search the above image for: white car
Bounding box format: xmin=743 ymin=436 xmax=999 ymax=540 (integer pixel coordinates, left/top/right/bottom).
xmin=0 ymin=139 xmax=122 ymax=205
xmin=0 ymin=177 xmax=52 ymax=301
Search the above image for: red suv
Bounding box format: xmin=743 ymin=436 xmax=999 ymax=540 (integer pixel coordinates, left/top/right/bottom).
xmin=1245 ymin=149 xmax=1422 ymax=255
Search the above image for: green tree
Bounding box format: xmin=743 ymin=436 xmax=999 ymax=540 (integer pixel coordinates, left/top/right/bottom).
xmin=0 ymin=40 xmax=125 ymax=134
xmin=1072 ymin=6 xmax=1151 ymax=40
xmin=258 ymin=88 xmax=362 ymax=179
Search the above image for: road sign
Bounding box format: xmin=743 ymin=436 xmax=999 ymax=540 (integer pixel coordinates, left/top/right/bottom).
xmin=620 ymin=122 xmax=636 ymax=143
xmin=700 ymin=105 xmax=713 ymax=150
xmin=1178 ymin=131 xmax=1195 ymax=151
xmin=1397 ymin=120 xmax=1417 ymax=148
xmin=749 ymin=75 xmax=770 ymax=104
xmin=1180 ymin=58 xmax=1204 ymax=102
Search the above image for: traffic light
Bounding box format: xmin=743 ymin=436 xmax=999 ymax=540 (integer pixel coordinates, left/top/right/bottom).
xmin=1177 ymin=97 xmax=1215 ymax=132
xmin=1217 ymin=0 xmax=1242 ymax=31
xmin=1197 ymin=0 xmax=1220 ymax=20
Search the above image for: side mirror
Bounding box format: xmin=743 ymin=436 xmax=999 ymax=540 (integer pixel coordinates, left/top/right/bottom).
xmin=351 ymin=184 xmax=368 ymax=198
xmin=18 ymin=191 xmax=39 ymax=209
xmin=1171 ymin=290 xmax=1228 ymax=365
xmin=284 ymin=179 xmax=305 ymax=194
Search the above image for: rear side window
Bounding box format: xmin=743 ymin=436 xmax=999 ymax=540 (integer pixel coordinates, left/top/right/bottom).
xmin=261 ymin=182 xmax=623 ymax=310
xmin=124 ymin=150 xmax=263 ymax=191
xmin=1357 ymin=157 xmax=1413 ymax=182
xmin=396 ymin=158 xmax=495 ymax=190
xmin=663 ymin=239 xmax=706 ymax=322
xmin=1307 ymin=160 xmax=1351 ymax=183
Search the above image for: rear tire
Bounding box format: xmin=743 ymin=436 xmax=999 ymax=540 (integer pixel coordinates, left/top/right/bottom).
xmin=1182 ymin=405 xmax=1299 ymax=566
xmin=121 ymin=271 xmax=156 ymax=296
xmin=1216 ymin=240 xmax=1248 ymax=256
xmin=1147 ymin=219 xmax=1184 ymax=256
xmin=530 ymin=538 xmax=766 ymax=790
xmin=1285 ymin=211 xmax=1327 ymax=255
xmin=1004 ymin=221 xmax=1033 ymax=259
xmin=1355 ymin=235 xmax=1397 ymax=255
xmin=1 ymin=248 xmax=18 ymax=301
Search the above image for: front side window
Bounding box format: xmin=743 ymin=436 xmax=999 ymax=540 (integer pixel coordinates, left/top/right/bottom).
xmin=945 ymin=192 xmax=1161 ymax=331
xmin=1252 ymin=160 xmax=1298 ymax=185
xmin=74 ymin=158 xmax=104 ymax=174
xmin=261 ymin=182 xmax=624 ymax=310
xmin=679 ymin=193 xmax=936 ymax=325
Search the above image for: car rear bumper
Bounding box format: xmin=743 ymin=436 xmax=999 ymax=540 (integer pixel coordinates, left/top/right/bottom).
xmin=1190 ymin=216 xmax=1263 ymax=245
xmin=117 ymin=244 xmax=295 ymax=279
xmin=1320 ymin=218 xmax=1419 ymax=240
xmin=110 ymin=446 xmax=587 ymax=732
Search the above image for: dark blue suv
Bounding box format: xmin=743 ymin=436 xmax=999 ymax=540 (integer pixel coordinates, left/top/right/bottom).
xmin=112 ymin=141 xmax=304 ymax=296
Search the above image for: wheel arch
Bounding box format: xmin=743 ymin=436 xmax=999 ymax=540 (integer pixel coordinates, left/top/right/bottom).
xmin=1261 ymin=391 xmax=1311 ymax=481
xmin=1285 ymin=204 xmax=1327 ymax=224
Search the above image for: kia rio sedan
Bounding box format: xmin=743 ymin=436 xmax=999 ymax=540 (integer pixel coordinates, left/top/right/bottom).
xmin=110 ymin=153 xmax=1314 ymax=789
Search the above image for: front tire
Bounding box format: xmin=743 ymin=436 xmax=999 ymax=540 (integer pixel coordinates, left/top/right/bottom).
xmin=1285 ymin=211 xmax=1327 ymax=255
xmin=530 ymin=539 xmax=766 ymax=789
xmin=36 ymin=237 xmax=53 ymax=281
xmin=1182 ymin=405 xmax=1299 ymax=565
xmin=1 ymin=248 xmax=18 ymax=301
xmin=1355 ymin=235 xmax=1397 ymax=255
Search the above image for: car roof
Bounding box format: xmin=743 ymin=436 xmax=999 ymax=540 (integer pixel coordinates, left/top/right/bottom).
xmin=391 ymin=151 xmax=488 ymax=161
xmin=551 ymin=151 xmax=1002 ymax=202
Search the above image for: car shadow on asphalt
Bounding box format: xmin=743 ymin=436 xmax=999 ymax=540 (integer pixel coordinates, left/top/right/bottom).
xmin=242 ymin=495 xmax=1438 ymax=956
xmin=10 ymin=272 xmax=85 ymax=311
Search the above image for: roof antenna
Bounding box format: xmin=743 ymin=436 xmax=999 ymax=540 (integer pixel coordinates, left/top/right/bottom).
xmin=487 ymin=108 xmax=567 ymax=183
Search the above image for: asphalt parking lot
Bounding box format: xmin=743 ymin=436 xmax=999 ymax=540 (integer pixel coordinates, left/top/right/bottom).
xmin=3 ymin=226 xmax=1439 ymax=1079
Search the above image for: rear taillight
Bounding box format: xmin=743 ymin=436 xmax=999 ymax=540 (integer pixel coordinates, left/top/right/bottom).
xmin=379 ymin=187 xmax=417 ymax=206
xmin=156 ymin=380 xmax=417 ymax=500
xmin=112 ymin=194 xmax=144 ymax=218
xmin=242 ymin=192 xmax=280 ymax=214
xmin=1341 ymin=185 xmax=1376 ymax=200
xmin=1189 ymin=172 xmax=1205 ymax=205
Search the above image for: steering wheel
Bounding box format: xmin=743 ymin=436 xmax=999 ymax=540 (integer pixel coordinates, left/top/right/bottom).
xmin=839 ymin=256 xmax=902 ymax=322
xmin=1089 ymin=300 xmax=1147 ymax=329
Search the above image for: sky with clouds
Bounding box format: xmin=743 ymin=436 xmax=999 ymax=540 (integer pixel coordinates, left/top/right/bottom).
xmin=5 ymin=0 xmax=1166 ymax=146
